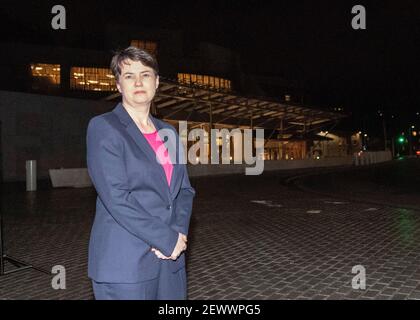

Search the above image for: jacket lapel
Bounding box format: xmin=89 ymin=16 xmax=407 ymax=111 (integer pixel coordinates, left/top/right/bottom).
xmin=113 ymin=103 xmax=179 ymax=199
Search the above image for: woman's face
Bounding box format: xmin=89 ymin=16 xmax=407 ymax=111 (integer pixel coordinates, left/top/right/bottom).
xmin=116 ymin=59 xmax=159 ymax=109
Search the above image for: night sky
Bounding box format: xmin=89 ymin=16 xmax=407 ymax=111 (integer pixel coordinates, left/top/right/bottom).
xmin=1 ymin=0 xmax=420 ymax=137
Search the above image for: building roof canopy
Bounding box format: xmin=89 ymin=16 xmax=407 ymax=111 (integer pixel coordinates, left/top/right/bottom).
xmin=105 ymin=78 xmax=347 ymax=133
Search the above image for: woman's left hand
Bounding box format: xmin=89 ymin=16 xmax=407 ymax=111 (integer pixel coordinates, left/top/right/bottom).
xmin=151 ymin=248 xmax=171 ymax=260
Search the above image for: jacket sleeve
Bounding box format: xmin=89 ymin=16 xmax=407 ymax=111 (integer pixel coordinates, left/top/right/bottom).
xmin=171 ymin=135 xmax=195 ymax=236
xmin=87 ymin=117 xmax=178 ymax=257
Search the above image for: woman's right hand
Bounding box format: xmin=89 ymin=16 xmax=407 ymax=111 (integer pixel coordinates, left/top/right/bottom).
xmin=152 ymin=233 xmax=187 ymax=260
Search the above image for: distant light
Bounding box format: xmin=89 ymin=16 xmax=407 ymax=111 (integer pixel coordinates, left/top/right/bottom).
xmin=358 ymin=131 xmax=362 ymax=134
xmin=411 ymin=125 xmax=415 ymax=129
xmin=364 ymin=134 xmax=368 ymax=137
xmin=316 ymin=156 xmax=320 ymax=160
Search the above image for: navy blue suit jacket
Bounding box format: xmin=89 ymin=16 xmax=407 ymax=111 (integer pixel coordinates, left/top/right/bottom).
xmin=86 ymin=103 xmax=195 ymax=283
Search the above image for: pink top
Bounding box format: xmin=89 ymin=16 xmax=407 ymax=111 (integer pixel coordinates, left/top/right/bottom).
xmin=142 ymin=131 xmax=173 ymax=186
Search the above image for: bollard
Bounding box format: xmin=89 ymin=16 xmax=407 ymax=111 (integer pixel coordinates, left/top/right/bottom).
xmin=26 ymin=160 xmax=37 ymax=191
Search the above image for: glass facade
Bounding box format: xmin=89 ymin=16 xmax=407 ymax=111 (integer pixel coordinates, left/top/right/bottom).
xmin=177 ymin=73 xmax=231 ymax=91
xmin=30 ymin=63 xmax=61 ymax=89
xmin=70 ymin=67 xmax=117 ymax=92
xmin=130 ymin=40 xmax=158 ymax=56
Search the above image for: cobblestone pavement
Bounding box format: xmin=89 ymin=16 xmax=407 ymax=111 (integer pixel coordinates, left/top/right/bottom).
xmin=1 ymin=166 xmax=420 ymax=300
xmin=294 ymin=158 xmax=420 ymax=210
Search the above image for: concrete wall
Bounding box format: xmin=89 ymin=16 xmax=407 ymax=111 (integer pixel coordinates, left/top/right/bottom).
xmin=187 ymin=157 xmax=354 ymax=177
xmin=353 ymin=150 xmax=392 ymax=166
xmin=187 ymin=151 xmax=392 ymax=177
xmin=0 ymin=90 xmax=115 ymax=181
xmin=46 ymin=152 xmax=392 ymax=187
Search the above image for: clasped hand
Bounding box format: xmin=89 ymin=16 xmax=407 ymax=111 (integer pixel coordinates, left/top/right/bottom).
xmin=151 ymin=233 xmax=187 ymax=260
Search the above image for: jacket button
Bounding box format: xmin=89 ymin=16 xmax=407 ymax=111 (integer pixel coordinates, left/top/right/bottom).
xmin=167 ymin=205 xmax=172 ymax=210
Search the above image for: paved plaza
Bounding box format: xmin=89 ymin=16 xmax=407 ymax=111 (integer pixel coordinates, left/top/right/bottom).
xmin=1 ymin=162 xmax=420 ymax=300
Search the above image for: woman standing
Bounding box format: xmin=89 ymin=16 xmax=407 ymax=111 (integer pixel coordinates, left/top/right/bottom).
xmin=86 ymin=46 xmax=195 ymax=300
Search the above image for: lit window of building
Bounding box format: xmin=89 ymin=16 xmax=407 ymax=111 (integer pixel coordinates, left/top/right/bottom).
xmin=177 ymin=73 xmax=231 ymax=91
xmin=30 ymin=63 xmax=61 ymax=88
xmin=130 ymin=40 xmax=158 ymax=56
xmin=70 ymin=67 xmax=117 ymax=92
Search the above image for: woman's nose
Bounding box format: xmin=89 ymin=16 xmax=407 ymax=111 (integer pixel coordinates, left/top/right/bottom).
xmin=134 ymin=77 xmax=143 ymax=86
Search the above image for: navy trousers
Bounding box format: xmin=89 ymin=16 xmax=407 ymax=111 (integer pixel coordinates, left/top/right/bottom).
xmin=92 ymin=264 xmax=187 ymax=300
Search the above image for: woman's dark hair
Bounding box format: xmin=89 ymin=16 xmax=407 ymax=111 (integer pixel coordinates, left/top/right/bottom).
xmin=110 ymin=46 xmax=159 ymax=81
